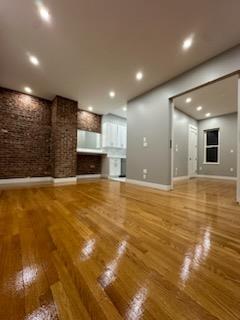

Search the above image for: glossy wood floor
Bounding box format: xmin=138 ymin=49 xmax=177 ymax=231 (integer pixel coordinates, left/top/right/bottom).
xmin=0 ymin=178 xmax=240 ymax=320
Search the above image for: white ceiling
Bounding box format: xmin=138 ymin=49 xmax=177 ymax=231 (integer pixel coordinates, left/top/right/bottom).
xmin=173 ymin=75 xmax=238 ymax=120
xmin=1 ymin=0 xmax=240 ymax=117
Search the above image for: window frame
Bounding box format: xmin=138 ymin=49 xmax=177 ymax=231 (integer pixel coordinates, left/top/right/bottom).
xmin=203 ymin=128 xmax=220 ymax=165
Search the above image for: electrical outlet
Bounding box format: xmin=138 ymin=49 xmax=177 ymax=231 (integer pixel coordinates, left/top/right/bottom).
xmin=143 ymin=142 xmax=148 ymax=147
xmin=230 ymin=149 xmax=234 ymax=153
xmin=230 ymin=168 xmax=234 ymax=172
xmin=143 ymin=169 xmax=148 ymax=174
xmin=143 ymin=174 xmax=147 ymax=180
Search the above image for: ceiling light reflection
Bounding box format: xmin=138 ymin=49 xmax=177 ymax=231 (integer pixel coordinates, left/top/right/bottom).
xmin=15 ymin=265 xmax=39 ymax=291
xmin=99 ymin=239 xmax=127 ymax=288
xmin=179 ymin=226 xmax=211 ymax=287
xmin=25 ymin=304 xmax=57 ymax=320
xmin=80 ymin=238 xmax=96 ymax=261
xmin=126 ymin=285 xmax=148 ymax=320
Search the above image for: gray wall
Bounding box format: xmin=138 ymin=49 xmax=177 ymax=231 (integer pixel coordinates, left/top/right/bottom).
xmin=173 ymin=109 xmax=197 ymax=177
xmin=127 ymin=45 xmax=240 ymax=186
xmin=198 ymin=113 xmax=237 ymax=177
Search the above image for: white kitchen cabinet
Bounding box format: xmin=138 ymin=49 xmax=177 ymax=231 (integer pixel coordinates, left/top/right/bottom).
xmin=109 ymin=158 xmax=121 ymax=177
xmin=102 ymin=122 xmax=126 ymax=149
xmin=117 ymin=125 xmax=127 ymax=149
xmin=102 ymin=122 xmax=116 ymax=147
xmin=102 ymin=123 xmax=107 ymax=147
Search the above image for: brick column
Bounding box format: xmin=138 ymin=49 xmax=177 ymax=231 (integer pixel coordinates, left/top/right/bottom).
xmin=51 ymin=96 xmax=77 ymax=180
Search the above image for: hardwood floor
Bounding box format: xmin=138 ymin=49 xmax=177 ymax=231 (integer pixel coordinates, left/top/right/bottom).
xmin=0 ymin=178 xmax=239 ymax=319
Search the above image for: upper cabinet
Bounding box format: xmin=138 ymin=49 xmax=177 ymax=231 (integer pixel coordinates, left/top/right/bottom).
xmin=102 ymin=122 xmax=118 ymax=148
xmin=102 ymin=115 xmax=127 ymax=150
xmin=117 ymin=124 xmax=127 ymax=149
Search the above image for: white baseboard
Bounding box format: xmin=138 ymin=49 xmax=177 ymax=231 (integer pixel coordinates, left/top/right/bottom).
xmin=77 ymin=174 xmax=101 ymax=179
xmin=173 ymin=176 xmax=189 ymax=181
xmin=101 ymin=174 xmax=109 ymax=179
xmin=0 ymin=177 xmax=53 ymax=186
xmin=197 ymin=174 xmax=237 ymax=181
xmin=53 ymin=177 xmax=77 ymax=185
xmin=126 ymin=178 xmax=171 ymax=191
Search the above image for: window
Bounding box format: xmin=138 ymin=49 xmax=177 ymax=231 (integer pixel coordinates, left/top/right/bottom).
xmin=204 ymin=129 xmax=220 ymax=164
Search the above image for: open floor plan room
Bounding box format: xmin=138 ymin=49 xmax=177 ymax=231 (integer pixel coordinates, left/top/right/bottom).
xmin=1 ymin=0 xmax=240 ymax=319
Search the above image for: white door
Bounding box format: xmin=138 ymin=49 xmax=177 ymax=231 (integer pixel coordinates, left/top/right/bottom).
xmin=188 ymin=125 xmax=198 ymax=177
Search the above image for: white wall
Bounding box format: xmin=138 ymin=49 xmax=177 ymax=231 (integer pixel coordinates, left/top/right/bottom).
xmin=127 ymin=45 xmax=240 ymax=188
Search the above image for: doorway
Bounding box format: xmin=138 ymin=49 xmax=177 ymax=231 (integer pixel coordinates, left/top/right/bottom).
xmin=188 ymin=125 xmax=198 ymax=177
xmin=170 ymin=74 xmax=238 ymax=203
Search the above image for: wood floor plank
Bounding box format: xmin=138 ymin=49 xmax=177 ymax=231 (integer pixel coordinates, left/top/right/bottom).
xmin=0 ymin=178 xmax=240 ymax=319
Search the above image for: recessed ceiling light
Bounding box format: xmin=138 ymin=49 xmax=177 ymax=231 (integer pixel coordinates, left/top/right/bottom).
xmin=182 ymin=36 xmax=193 ymax=50
xmin=205 ymin=113 xmax=211 ymax=117
xmin=29 ymin=55 xmax=39 ymax=66
xmin=88 ymin=106 xmax=93 ymax=111
xmin=136 ymin=71 xmax=143 ymax=81
xmin=39 ymin=6 xmax=50 ymax=22
xmin=24 ymin=87 xmax=32 ymax=94
xmin=186 ymin=97 xmax=192 ymax=103
xmin=196 ymin=106 xmax=202 ymax=111
xmin=109 ymin=91 xmax=115 ymax=98
xmin=123 ymin=106 xmax=127 ymax=111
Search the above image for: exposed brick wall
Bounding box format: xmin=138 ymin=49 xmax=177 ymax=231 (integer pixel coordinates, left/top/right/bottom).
xmin=77 ymin=110 xmax=101 ymax=133
xmin=0 ymin=87 xmax=51 ymax=178
xmin=51 ymin=96 xmax=78 ymax=178
xmin=0 ymin=88 xmax=102 ymax=179
xmin=77 ymin=155 xmax=102 ymax=175
xmin=77 ymin=110 xmax=102 ymax=175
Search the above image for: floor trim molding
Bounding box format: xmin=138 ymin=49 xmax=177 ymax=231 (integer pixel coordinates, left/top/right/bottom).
xmin=0 ymin=177 xmax=53 ymax=186
xmin=53 ymin=177 xmax=77 ymax=185
xmin=77 ymin=174 xmax=102 ymax=179
xmin=126 ymin=178 xmax=171 ymax=191
xmin=173 ymin=176 xmax=189 ymax=181
xmin=197 ymin=174 xmax=237 ymax=181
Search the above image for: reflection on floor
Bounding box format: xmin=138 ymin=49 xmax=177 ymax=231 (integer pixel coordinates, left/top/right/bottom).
xmin=0 ymin=178 xmax=239 ymax=319
xmin=173 ymin=177 xmax=236 ymax=206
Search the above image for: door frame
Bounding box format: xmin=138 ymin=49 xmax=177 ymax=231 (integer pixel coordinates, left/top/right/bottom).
xmin=170 ymin=100 xmax=175 ymax=190
xmin=188 ymin=124 xmax=198 ymax=177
